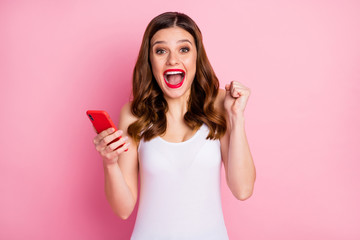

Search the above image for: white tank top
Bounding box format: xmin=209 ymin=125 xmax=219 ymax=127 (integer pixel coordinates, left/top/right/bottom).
xmin=130 ymin=124 xmax=229 ymax=240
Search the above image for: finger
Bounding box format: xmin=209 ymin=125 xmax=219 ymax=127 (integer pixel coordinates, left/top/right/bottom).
xmin=230 ymin=81 xmax=239 ymax=97
xmin=238 ymin=88 xmax=251 ymax=97
xmin=105 ymin=136 xmax=128 ymax=153
xmin=101 ymin=130 xmax=123 ymax=147
xmin=104 ymin=142 xmax=131 ymax=161
xmin=115 ymin=142 xmax=131 ymax=154
xmin=231 ymin=85 xmax=241 ymax=98
xmin=231 ymin=81 xmax=248 ymax=93
xmin=96 ymin=130 xmax=123 ymax=151
xmin=225 ymin=84 xmax=231 ymax=91
xmin=96 ymin=142 xmax=107 ymax=152
xmin=231 ymin=81 xmax=241 ymax=87
xmin=93 ymin=128 xmax=116 ymax=145
xmin=230 ymin=80 xmax=235 ymax=89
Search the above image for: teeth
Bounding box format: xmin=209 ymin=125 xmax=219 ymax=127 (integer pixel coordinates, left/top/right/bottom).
xmin=165 ymin=71 xmax=183 ymax=75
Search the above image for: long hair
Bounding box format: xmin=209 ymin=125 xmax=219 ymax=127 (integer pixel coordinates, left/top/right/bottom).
xmin=128 ymin=12 xmax=227 ymax=142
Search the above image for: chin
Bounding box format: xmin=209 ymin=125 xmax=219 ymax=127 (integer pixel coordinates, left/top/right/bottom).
xmin=162 ymin=86 xmax=192 ymax=100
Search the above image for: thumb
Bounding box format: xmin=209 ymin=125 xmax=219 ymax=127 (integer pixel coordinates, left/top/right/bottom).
xmin=225 ymin=84 xmax=230 ymax=91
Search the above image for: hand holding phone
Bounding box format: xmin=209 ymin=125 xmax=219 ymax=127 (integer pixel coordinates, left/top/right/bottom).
xmin=86 ymin=110 xmax=129 ymax=164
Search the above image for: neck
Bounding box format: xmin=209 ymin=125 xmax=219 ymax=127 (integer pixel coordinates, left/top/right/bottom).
xmin=164 ymin=90 xmax=190 ymax=122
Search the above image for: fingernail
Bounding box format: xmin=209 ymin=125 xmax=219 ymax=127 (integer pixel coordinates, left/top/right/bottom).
xmin=125 ymin=143 xmax=130 ymax=151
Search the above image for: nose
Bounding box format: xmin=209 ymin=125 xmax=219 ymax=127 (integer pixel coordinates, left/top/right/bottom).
xmin=166 ymin=51 xmax=179 ymax=66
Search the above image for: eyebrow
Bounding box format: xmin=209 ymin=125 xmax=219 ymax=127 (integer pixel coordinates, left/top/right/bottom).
xmin=151 ymin=39 xmax=193 ymax=47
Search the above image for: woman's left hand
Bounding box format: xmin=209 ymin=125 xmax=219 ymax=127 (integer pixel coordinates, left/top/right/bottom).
xmin=224 ymin=81 xmax=251 ymax=117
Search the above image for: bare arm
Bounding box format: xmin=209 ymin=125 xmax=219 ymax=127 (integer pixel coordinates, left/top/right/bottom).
xmin=218 ymin=84 xmax=256 ymax=200
xmin=221 ymin=113 xmax=256 ymax=200
xmin=94 ymin=102 xmax=139 ymax=219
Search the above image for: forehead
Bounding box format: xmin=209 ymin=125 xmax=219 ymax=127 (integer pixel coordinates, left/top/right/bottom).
xmin=151 ymin=27 xmax=195 ymax=45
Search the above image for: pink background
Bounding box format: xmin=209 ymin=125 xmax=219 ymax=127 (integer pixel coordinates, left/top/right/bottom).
xmin=1 ymin=0 xmax=359 ymax=239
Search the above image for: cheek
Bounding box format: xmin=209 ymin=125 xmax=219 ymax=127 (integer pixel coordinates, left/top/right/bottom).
xmin=185 ymin=55 xmax=197 ymax=73
xmin=150 ymin=58 xmax=162 ymax=77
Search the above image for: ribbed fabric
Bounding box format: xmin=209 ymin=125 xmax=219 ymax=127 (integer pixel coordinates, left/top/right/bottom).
xmin=130 ymin=124 xmax=229 ymax=240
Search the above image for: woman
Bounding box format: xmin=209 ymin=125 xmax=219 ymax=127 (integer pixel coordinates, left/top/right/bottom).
xmin=93 ymin=12 xmax=256 ymax=239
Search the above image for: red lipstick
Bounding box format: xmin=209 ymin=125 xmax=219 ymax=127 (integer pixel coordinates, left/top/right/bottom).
xmin=163 ymin=69 xmax=185 ymax=89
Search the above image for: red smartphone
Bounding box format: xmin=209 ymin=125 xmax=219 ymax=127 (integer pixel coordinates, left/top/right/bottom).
xmin=86 ymin=110 xmax=125 ymax=149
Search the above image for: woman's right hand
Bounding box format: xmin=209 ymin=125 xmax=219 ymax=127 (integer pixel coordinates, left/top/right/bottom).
xmin=93 ymin=128 xmax=130 ymax=165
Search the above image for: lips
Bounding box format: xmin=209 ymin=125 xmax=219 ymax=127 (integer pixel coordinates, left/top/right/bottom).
xmin=163 ymin=69 xmax=185 ymax=88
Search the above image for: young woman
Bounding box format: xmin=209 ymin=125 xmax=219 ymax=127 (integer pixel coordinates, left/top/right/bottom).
xmin=92 ymin=12 xmax=256 ymax=240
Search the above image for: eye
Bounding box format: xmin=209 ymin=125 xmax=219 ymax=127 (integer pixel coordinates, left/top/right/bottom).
xmin=155 ymin=49 xmax=166 ymax=54
xmin=180 ymin=47 xmax=190 ymax=53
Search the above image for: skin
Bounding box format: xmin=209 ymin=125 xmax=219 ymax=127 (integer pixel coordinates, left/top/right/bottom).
xmin=92 ymin=26 xmax=256 ymax=219
xmin=150 ymin=27 xmax=197 ymax=102
xmin=149 ymin=27 xmax=199 ymax=142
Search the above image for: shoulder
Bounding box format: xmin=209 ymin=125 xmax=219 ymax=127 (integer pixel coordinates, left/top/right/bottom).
xmin=118 ymin=101 xmax=138 ymax=134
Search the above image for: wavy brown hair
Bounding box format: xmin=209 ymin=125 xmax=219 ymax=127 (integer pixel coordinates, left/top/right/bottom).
xmin=128 ymin=12 xmax=227 ymax=142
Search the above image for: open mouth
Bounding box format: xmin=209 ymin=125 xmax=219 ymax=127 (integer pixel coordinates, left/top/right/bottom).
xmin=163 ymin=69 xmax=185 ymax=88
